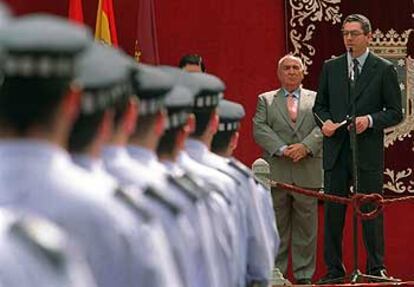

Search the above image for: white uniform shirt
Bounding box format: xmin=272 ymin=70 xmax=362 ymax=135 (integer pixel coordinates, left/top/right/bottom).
xmin=0 ymin=208 xmax=96 ymax=287
xmin=0 ymin=140 xmax=182 ymax=287
xmin=179 ymin=143 xmax=240 ymax=287
xmin=73 ymin=150 xmax=186 ymax=287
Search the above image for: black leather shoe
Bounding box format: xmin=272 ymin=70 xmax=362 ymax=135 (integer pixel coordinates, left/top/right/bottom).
xmin=296 ymin=278 xmax=312 ymax=285
xmin=368 ymin=269 xmax=401 ymax=282
xmin=316 ymin=274 xmax=344 ymax=285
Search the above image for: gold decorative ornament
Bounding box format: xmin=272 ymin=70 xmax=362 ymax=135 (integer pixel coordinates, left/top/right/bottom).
xmin=370 ymin=29 xmax=414 ymax=147
xmin=383 ymin=55 xmax=413 ymax=148
xmin=371 ymin=29 xmax=414 ymax=193
xmin=134 ymin=40 xmax=142 ymax=62
xmin=370 ymin=29 xmax=412 ymax=57
xmin=384 ymin=168 xmax=414 ymax=193
xmin=288 ymin=0 xmax=342 ymax=74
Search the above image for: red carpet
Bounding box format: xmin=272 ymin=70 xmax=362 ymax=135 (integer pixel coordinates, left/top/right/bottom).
xmin=284 ymin=282 xmax=414 ymax=287
xmin=285 ymin=202 xmax=414 ymax=283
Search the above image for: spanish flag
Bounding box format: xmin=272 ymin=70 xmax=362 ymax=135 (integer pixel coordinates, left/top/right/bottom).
xmin=95 ymin=0 xmax=118 ymax=47
xmin=68 ymin=0 xmax=84 ymax=24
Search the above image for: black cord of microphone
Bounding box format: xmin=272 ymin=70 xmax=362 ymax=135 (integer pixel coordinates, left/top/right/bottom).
xmin=348 ymin=47 xmax=354 ymax=81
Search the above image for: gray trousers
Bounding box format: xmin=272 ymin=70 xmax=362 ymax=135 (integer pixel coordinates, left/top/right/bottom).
xmin=271 ymin=187 xmax=318 ymax=280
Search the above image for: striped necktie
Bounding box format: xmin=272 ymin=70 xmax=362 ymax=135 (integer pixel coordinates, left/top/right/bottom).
xmin=287 ymin=93 xmax=298 ymax=123
xmin=353 ymin=58 xmax=360 ymax=80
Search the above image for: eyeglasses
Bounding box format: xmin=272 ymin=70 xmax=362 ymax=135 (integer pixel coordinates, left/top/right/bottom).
xmin=342 ymin=30 xmax=364 ymax=37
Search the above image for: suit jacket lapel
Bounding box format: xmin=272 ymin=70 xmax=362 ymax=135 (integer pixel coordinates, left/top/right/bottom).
xmin=337 ymin=55 xmax=350 ymax=107
xmin=294 ymin=89 xmax=311 ymax=131
xmin=273 ymin=90 xmax=294 ymax=128
xmin=352 ymin=52 xmax=377 ymax=102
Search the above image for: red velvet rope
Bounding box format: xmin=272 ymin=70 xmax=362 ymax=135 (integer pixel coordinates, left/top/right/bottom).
xmin=270 ymin=181 xmax=414 ymax=220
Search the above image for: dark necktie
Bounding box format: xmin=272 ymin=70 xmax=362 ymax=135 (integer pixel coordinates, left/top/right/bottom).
xmin=353 ymin=58 xmax=360 ymax=81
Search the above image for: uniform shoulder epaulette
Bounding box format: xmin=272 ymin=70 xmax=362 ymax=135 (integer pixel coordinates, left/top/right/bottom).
xmin=205 ymin=182 xmax=232 ymax=205
xmin=228 ymin=159 xmax=252 ymax=179
xmin=144 ymin=186 xmax=181 ymax=216
xmin=254 ymin=178 xmax=271 ymax=191
xmin=115 ymin=187 xmax=153 ymax=222
xmin=10 ymin=216 xmax=67 ymax=270
xmin=213 ymin=165 xmax=242 ymax=186
xmin=168 ymin=173 xmax=207 ymax=202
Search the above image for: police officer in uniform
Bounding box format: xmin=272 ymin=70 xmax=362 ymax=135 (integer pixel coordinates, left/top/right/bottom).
xmin=102 ymin=64 xmax=174 ymax=190
xmin=0 ymin=15 xmax=181 ymax=287
xmin=126 ymin=64 xmax=214 ymax=287
xmin=157 ymin=78 xmax=230 ymax=287
xmin=211 ymin=99 xmax=280 ymax=286
xmin=174 ymin=72 xmax=242 ymax=286
xmin=69 ymin=42 xmax=185 ymax=287
xmin=69 ymin=42 xmax=133 ymax=192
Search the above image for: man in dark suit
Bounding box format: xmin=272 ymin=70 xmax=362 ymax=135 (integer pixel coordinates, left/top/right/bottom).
xmin=313 ymin=14 xmax=403 ymax=283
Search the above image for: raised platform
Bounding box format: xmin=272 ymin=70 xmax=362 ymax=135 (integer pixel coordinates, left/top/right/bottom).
xmin=284 ymin=202 xmax=414 ymax=283
xmin=284 ymin=282 xmax=414 ymax=287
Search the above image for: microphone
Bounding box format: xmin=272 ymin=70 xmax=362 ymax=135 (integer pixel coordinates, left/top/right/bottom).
xmin=348 ymin=47 xmax=354 ymax=81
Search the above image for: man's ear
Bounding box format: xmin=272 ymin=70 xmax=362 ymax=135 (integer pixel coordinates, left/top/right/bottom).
xmin=229 ymin=131 xmax=239 ymax=151
xmin=123 ymin=98 xmax=138 ymax=135
xmin=186 ymin=113 xmax=196 ymax=134
xmin=176 ymin=127 xmax=187 ymax=150
xmin=209 ymin=110 xmax=219 ymax=134
xmin=154 ymin=109 xmax=166 ymax=137
xmin=61 ymin=84 xmax=81 ymax=123
xmin=98 ymin=110 xmax=114 ymax=142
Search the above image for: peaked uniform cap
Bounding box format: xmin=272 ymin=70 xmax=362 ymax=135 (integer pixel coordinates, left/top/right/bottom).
xmin=217 ymin=99 xmax=245 ymax=132
xmin=177 ymin=71 xmax=225 ymax=109
xmin=159 ymin=66 xmax=225 ymax=105
xmin=132 ymin=63 xmax=174 ymax=100
xmin=131 ymin=64 xmax=174 ymax=115
xmin=188 ymin=71 xmax=226 ymax=95
xmin=75 ymin=43 xmax=133 ymax=89
xmin=159 ymin=65 xmax=201 ymax=95
xmin=159 ymin=65 xmax=206 ymax=100
xmin=75 ymin=43 xmax=134 ymax=114
xmin=0 ymin=14 xmax=92 ymax=78
xmin=218 ymin=99 xmax=245 ymax=121
xmin=165 ymin=85 xmax=194 ymax=109
xmin=0 ymin=14 xmax=91 ymax=54
xmin=164 ymin=85 xmax=194 ymax=130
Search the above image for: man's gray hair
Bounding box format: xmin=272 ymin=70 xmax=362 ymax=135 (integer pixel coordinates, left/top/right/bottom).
xmin=277 ymin=54 xmax=304 ymax=71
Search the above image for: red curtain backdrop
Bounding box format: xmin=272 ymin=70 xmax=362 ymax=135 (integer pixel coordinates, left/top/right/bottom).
xmin=4 ymin=0 xmax=286 ymax=166
xmin=134 ymin=0 xmax=159 ymax=64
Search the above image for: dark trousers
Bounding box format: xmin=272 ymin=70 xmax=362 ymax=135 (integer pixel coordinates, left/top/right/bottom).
xmin=323 ymin=137 xmax=385 ymax=276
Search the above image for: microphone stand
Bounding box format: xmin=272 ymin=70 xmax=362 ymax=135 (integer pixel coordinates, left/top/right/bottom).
xmin=346 ymin=48 xmax=399 ymax=284
xmin=347 ymin=47 xmax=364 ymax=283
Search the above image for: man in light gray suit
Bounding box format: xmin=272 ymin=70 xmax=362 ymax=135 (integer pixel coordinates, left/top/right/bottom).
xmin=253 ymin=54 xmax=323 ymax=284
